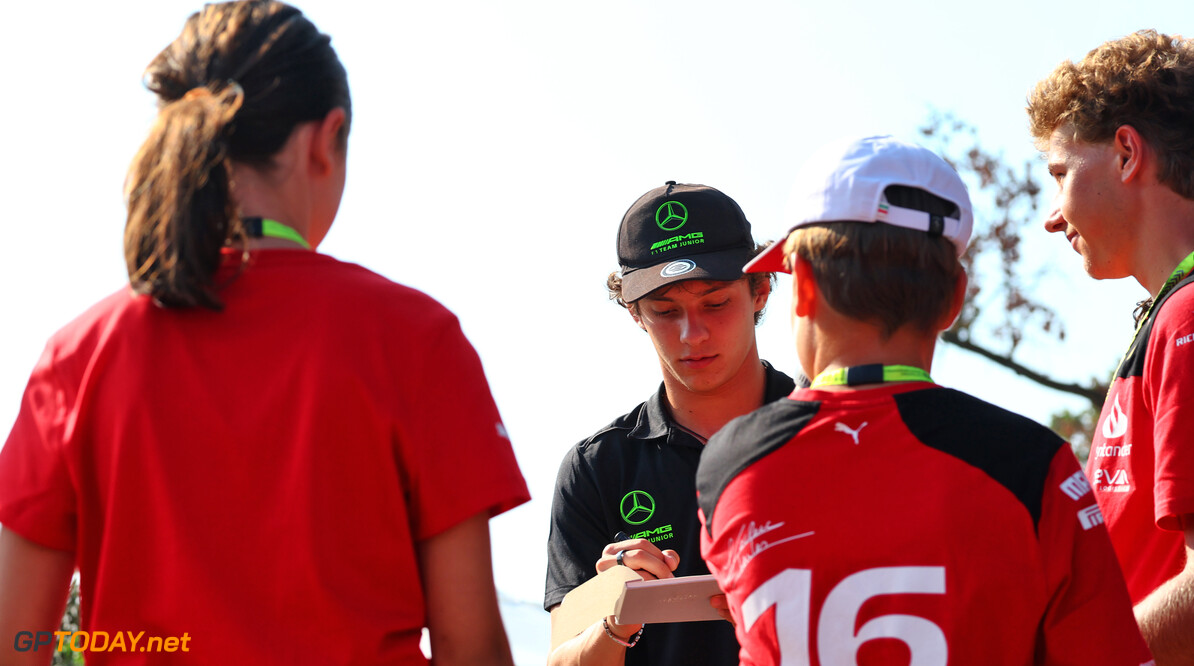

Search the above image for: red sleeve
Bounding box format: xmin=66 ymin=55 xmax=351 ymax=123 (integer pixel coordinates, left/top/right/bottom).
xmin=395 ymin=311 xmax=529 ymax=541
xmin=0 ymin=342 xmax=78 ymax=551
xmin=1037 ymin=446 xmax=1153 ymax=665
xmin=1146 ymin=287 xmax=1194 ymax=531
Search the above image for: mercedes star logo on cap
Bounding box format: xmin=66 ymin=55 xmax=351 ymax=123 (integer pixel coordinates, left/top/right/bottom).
xmin=655 ymin=201 xmax=688 ymax=231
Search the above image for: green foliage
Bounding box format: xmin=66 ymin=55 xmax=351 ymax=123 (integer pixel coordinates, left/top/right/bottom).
xmin=54 ymin=577 xmax=84 ymax=666
xmin=921 ymin=111 xmax=1052 ymax=354
xmin=921 ymin=112 xmax=1109 ymax=411
xmin=1050 ymin=406 xmax=1100 ymax=465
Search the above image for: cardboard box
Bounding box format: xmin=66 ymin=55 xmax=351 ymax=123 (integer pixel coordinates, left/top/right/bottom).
xmin=614 ymin=574 xmax=722 ymax=624
xmin=550 ymin=567 xmax=724 ymax=650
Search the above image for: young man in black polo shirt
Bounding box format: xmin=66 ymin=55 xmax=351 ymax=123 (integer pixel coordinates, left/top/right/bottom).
xmin=544 ymin=181 xmax=796 ymax=666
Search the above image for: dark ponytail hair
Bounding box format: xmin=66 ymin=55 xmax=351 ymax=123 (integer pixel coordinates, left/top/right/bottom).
xmin=125 ymin=0 xmax=351 ymax=310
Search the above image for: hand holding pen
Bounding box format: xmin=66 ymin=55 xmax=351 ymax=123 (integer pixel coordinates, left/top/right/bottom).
xmin=598 ymin=530 xmax=679 ymax=581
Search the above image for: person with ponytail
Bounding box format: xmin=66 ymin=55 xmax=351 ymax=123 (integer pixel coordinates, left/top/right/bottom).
xmin=0 ymin=2 xmax=528 ymax=664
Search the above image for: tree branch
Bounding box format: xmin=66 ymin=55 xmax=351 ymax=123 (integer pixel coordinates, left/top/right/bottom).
xmin=941 ymin=330 xmax=1106 ymax=408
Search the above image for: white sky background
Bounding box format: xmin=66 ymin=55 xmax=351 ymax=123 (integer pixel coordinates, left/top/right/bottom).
xmin=0 ymin=0 xmax=1183 ymax=613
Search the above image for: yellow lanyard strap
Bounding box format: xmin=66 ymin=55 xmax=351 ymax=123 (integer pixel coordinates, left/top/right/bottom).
xmin=243 ymin=217 xmax=311 ymax=249
xmin=811 ymin=364 xmax=933 ymax=388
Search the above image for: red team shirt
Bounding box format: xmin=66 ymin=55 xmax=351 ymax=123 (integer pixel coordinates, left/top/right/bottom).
xmin=1089 ymin=279 xmax=1194 ymax=604
xmin=0 ymin=250 xmax=529 ymax=665
xmin=698 ymin=383 xmax=1151 ymax=665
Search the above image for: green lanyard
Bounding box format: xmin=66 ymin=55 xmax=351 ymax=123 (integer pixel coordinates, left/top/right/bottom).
xmin=810 ymin=364 xmax=933 ymax=388
xmin=1115 ymin=250 xmax=1194 ymax=375
xmin=243 ymin=217 xmax=311 ymax=250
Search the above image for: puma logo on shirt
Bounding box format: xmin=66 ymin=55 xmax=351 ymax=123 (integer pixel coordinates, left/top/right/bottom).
xmin=834 ymin=421 xmax=868 ymax=445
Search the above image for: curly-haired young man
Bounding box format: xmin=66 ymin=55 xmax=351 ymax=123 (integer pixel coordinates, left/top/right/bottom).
xmin=1029 ymin=29 xmax=1194 ymax=660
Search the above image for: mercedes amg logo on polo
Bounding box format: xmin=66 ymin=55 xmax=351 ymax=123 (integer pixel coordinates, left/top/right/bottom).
xmin=660 ymin=259 xmax=697 ymax=278
xmin=620 ymin=490 xmax=656 ymax=525
xmin=655 ymin=201 xmax=688 ymax=231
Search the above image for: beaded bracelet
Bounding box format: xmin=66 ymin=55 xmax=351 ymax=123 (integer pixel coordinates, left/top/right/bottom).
xmin=601 ymin=617 xmax=644 ymax=648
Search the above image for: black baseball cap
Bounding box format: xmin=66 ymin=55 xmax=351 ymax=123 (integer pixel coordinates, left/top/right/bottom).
xmin=617 ymin=181 xmax=757 ymax=302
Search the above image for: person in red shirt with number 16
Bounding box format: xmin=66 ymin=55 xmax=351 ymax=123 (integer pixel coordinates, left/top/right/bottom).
xmin=697 ymin=135 xmax=1152 ymax=665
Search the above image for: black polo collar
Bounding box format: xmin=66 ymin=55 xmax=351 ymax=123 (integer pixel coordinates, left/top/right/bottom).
xmin=628 ymin=361 xmax=796 ymax=444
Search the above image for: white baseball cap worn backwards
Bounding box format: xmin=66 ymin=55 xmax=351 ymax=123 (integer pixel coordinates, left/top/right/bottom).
xmin=745 ymin=135 xmax=973 ymax=274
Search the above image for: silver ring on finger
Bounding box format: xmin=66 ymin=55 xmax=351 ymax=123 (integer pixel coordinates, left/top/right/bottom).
xmin=616 ymin=549 xmax=627 ymax=567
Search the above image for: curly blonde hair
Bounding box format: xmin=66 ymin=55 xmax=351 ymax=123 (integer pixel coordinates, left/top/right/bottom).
xmin=1027 ymin=29 xmax=1194 ymax=199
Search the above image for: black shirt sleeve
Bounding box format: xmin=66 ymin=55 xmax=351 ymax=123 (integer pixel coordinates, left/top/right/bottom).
xmin=544 ymin=442 xmax=614 ymax=610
